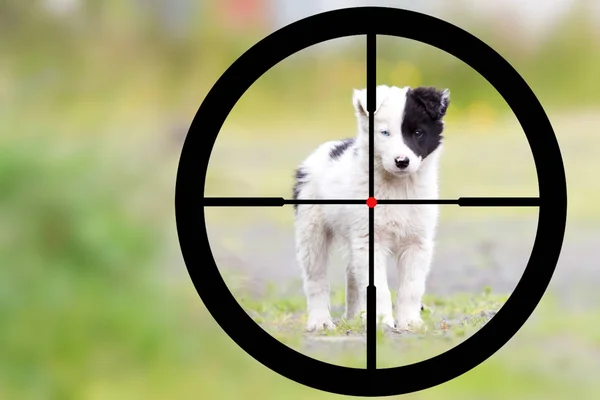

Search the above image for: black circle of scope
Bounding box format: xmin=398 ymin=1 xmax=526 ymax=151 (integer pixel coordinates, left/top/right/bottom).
xmin=175 ymin=6 xmax=567 ymax=397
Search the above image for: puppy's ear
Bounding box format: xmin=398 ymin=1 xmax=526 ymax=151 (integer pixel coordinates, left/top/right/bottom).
xmin=411 ymin=87 xmax=450 ymax=120
xmin=353 ymin=87 xmax=389 ymax=116
xmin=352 ymin=88 xmax=368 ymax=117
xmin=440 ymin=88 xmax=450 ymax=116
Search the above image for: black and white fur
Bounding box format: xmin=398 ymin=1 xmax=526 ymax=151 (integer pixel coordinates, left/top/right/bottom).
xmin=293 ymin=85 xmax=450 ymax=332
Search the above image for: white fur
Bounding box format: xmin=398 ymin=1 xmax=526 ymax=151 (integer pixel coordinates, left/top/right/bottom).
xmin=294 ymin=85 xmax=445 ymax=332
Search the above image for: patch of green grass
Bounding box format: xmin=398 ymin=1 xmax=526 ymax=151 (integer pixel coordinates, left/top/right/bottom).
xmin=375 ymin=288 xmax=508 ymax=367
xmin=199 ymin=275 xmax=600 ymax=400
xmin=330 ymin=314 xmax=367 ymax=335
xmin=230 ymin=278 xmax=507 ymax=368
xmin=180 ymin=282 xmax=600 ymax=399
xmin=69 ymin=281 xmax=598 ymax=400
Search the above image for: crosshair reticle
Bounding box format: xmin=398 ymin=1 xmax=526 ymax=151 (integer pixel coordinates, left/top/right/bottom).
xmin=175 ymin=7 xmax=567 ymax=397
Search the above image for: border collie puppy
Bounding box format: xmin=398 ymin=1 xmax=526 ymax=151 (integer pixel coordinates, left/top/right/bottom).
xmin=293 ymin=85 xmax=450 ymax=332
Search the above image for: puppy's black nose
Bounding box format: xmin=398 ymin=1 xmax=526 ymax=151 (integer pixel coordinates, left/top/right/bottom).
xmin=395 ymin=156 xmax=410 ymax=169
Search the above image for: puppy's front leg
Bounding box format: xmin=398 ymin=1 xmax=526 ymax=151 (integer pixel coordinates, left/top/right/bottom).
xmin=346 ymin=236 xmax=394 ymax=328
xmin=395 ymin=238 xmax=434 ymax=331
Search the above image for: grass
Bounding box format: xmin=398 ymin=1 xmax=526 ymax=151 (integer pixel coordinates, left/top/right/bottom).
xmin=110 ymin=280 xmax=600 ymax=400
xmin=232 ymin=277 xmax=508 ymax=368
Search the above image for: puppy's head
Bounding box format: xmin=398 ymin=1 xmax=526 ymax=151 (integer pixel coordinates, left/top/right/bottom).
xmin=352 ymin=85 xmax=449 ymax=175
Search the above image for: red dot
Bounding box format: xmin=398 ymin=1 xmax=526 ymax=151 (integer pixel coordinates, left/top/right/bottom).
xmin=366 ymin=197 xmax=377 ymax=208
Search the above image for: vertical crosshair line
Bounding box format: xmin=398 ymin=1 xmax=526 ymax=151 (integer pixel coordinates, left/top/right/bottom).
xmin=366 ymin=32 xmax=376 ymax=370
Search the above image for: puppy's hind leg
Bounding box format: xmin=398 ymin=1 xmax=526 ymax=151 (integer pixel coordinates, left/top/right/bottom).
xmin=295 ymin=205 xmax=335 ymax=332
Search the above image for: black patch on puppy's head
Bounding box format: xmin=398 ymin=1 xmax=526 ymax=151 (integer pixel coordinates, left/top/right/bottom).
xmin=401 ymin=87 xmax=450 ymax=160
xmin=408 ymin=86 xmax=450 ymax=120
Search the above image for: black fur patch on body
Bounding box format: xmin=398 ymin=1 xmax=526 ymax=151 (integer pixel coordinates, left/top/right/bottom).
xmin=401 ymin=87 xmax=449 ymax=160
xmin=329 ymin=138 xmax=355 ymax=160
xmin=292 ymin=167 xmax=307 ymax=213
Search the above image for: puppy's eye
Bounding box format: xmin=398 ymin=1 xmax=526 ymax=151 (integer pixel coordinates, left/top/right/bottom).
xmin=414 ymin=129 xmax=424 ymax=138
xmin=380 ymin=130 xmax=390 ymax=136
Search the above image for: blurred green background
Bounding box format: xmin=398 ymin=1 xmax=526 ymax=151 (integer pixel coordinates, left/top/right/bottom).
xmin=2 ymin=0 xmax=600 ymax=399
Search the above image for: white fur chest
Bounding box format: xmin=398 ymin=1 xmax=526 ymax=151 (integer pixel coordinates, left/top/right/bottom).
xmin=374 ymin=204 xmax=437 ymax=246
xmin=374 ymin=173 xmax=439 ymax=246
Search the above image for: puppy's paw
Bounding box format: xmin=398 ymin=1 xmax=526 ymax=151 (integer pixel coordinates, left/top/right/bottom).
xmin=395 ymin=316 xmax=425 ymax=332
xmin=379 ymin=314 xmax=396 ymax=329
xmin=306 ymin=313 xmax=336 ymax=332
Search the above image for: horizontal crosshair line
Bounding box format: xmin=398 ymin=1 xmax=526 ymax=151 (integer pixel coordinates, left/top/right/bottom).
xmin=202 ymin=198 xmax=364 ymax=206
xmin=379 ymin=197 xmax=541 ymax=206
xmin=202 ymin=197 xmax=540 ymax=207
